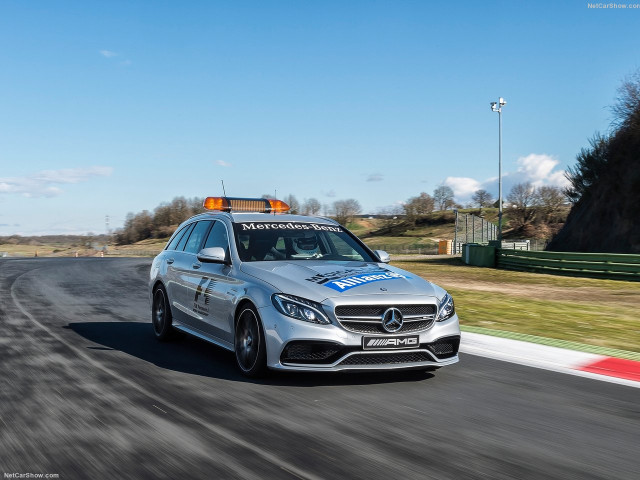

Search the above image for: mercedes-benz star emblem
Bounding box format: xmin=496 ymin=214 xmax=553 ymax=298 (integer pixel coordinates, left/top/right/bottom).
xmin=382 ymin=307 xmax=403 ymax=333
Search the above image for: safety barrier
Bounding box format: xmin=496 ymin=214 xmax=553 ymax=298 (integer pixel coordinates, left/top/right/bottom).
xmin=497 ymin=249 xmax=640 ymax=281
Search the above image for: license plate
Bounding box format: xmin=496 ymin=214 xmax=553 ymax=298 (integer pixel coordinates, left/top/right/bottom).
xmin=362 ymin=335 xmax=420 ymax=350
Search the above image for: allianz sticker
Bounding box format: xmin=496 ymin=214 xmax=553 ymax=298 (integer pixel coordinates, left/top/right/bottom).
xmin=307 ymin=268 xmax=410 ymax=292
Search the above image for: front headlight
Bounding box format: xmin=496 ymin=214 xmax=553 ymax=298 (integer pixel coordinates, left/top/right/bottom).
xmin=272 ymin=294 xmax=331 ymax=325
xmin=436 ymin=293 xmax=455 ymax=322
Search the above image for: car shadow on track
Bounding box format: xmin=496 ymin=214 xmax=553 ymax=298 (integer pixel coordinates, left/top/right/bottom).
xmin=67 ymin=321 xmax=437 ymax=387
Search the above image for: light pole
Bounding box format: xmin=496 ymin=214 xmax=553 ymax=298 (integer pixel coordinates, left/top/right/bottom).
xmin=490 ymin=97 xmax=506 ymax=242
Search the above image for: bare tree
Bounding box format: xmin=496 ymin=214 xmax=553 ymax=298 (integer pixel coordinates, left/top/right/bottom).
xmin=507 ymin=182 xmax=537 ymax=227
xmin=169 ymin=197 xmax=190 ymax=225
xmin=332 ymin=199 xmax=362 ymax=226
xmin=283 ymin=194 xmax=300 ymax=214
xmin=535 ymin=185 xmax=567 ymax=222
xmin=612 ymin=70 xmax=640 ymax=133
xmin=301 ymin=198 xmax=321 ymax=215
xmin=403 ymin=192 xmax=434 ymax=224
xmin=472 ymin=189 xmax=494 ymax=208
xmin=433 ymin=185 xmax=455 ymax=211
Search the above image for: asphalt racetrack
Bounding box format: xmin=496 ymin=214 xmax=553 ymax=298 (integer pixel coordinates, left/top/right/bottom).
xmin=1 ymin=258 xmax=638 ymax=479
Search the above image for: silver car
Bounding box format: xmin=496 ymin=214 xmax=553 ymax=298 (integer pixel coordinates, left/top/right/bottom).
xmin=149 ymin=197 xmax=460 ymax=376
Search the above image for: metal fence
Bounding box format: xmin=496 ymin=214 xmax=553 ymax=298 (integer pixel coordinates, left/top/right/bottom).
xmin=453 ymin=212 xmax=498 ymax=253
xmin=370 ymin=245 xmax=438 ymax=255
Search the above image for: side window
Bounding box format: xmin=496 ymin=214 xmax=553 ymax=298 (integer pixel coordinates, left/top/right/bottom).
xmin=176 ymin=223 xmax=196 ymax=252
xmin=203 ymin=221 xmax=229 ymax=254
xmin=166 ymin=225 xmax=188 ymax=251
xmin=184 ymin=221 xmax=212 ymax=254
xmin=326 ymin=232 xmax=362 ymax=260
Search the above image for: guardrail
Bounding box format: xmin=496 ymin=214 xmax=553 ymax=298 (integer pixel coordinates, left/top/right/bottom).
xmin=497 ymin=249 xmax=640 ymax=281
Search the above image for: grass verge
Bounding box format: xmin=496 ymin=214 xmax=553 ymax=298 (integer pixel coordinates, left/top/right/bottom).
xmin=393 ymin=257 xmax=640 ymax=356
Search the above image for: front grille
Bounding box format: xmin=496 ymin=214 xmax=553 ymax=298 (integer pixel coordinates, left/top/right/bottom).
xmin=338 ymin=351 xmax=434 ymax=366
xmin=334 ymin=304 xmax=436 ymax=334
xmin=335 ymin=305 xmax=436 ymax=317
xmin=426 ymin=336 xmax=460 ymax=359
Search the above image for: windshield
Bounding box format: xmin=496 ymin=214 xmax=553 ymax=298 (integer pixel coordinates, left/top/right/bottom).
xmin=232 ymin=221 xmax=377 ymax=262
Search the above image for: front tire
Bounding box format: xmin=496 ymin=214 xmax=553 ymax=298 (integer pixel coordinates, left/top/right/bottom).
xmin=234 ymin=305 xmax=267 ymax=377
xmin=152 ymin=286 xmax=175 ymax=341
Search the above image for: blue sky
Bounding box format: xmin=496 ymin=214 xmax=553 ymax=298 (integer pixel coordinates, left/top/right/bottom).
xmin=1 ymin=0 xmax=638 ymax=235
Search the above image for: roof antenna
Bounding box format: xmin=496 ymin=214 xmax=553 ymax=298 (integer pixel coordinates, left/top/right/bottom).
xmin=221 ymin=180 xmax=227 ymax=197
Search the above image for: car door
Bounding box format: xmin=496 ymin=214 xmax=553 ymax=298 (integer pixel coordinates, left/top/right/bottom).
xmin=164 ymin=222 xmax=195 ymax=325
xmin=172 ymin=220 xmax=213 ymax=332
xmin=192 ymin=220 xmax=237 ymax=344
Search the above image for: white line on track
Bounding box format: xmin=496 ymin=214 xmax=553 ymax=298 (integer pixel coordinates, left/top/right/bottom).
xmin=460 ymin=332 xmax=640 ymax=389
xmin=10 ymin=268 xmax=323 ymax=480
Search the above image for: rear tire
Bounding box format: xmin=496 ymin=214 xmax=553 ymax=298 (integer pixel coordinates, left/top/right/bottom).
xmin=234 ymin=305 xmax=267 ymax=377
xmin=152 ymin=286 xmax=175 ymax=341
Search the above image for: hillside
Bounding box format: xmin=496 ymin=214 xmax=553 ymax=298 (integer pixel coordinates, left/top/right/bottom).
xmin=548 ymin=74 xmax=640 ymax=253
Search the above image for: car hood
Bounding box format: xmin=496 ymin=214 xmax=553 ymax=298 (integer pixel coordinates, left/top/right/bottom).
xmin=239 ymin=260 xmax=437 ymax=302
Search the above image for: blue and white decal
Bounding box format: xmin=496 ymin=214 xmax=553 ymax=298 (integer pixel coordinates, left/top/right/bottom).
xmin=324 ymin=270 xmax=410 ymax=292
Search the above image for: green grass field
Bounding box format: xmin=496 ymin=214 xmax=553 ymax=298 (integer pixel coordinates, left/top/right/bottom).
xmin=393 ymin=257 xmax=640 ymax=357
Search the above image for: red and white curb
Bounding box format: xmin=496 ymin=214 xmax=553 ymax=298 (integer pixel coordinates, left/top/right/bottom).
xmin=460 ymin=332 xmax=640 ymax=389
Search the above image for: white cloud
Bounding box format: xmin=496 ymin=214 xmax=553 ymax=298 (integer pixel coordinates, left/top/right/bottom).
xmin=366 ymin=173 xmax=384 ymax=182
xmin=445 ymin=153 xmax=569 ymax=202
xmin=505 ymin=154 xmax=570 ymax=189
xmin=100 ymin=50 xmax=118 ymax=58
xmin=444 ymin=177 xmax=482 ymax=198
xmin=324 ymin=189 xmax=336 ymax=198
xmin=0 ymin=166 xmax=113 ymax=198
xmin=216 ymin=160 xmax=232 ymax=167
xmin=514 ymin=154 xmax=559 ymax=185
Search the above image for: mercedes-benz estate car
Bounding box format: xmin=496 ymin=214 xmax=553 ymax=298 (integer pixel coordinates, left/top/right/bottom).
xmin=149 ymin=196 xmax=460 ymax=376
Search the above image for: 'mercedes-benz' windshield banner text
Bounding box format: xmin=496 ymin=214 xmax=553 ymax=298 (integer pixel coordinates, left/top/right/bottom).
xmin=238 ymin=222 xmax=342 ymax=232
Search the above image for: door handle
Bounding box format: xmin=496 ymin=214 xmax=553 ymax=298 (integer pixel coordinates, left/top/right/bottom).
xmin=192 ymin=263 xmax=201 ymax=269
xmin=166 ymin=258 xmax=174 ymax=265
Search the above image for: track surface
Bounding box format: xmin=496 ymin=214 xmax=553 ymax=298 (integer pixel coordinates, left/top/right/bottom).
xmin=1 ymin=258 xmax=638 ymax=479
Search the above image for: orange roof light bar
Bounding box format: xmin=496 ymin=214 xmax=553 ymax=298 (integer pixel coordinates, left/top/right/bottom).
xmin=203 ymin=197 xmax=230 ymax=211
xmin=267 ymin=199 xmax=290 ymax=213
xmin=203 ymin=196 xmax=290 ymax=214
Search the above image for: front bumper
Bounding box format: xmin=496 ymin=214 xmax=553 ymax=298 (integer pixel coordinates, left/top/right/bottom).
xmin=258 ymin=302 xmax=461 ymax=372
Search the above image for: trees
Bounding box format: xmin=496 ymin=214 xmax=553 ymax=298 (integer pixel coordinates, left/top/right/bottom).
xmin=433 ymin=185 xmax=455 ymax=211
xmin=115 ymin=196 xmax=204 ymax=244
xmin=301 ymin=198 xmax=321 ymax=215
xmin=565 ymin=134 xmax=610 ymax=203
xmin=332 ymin=199 xmax=362 ymax=226
xmin=566 ymin=72 xmax=640 ymax=204
xmin=535 ymin=185 xmax=567 ymax=222
xmin=283 ymin=194 xmax=300 ymax=214
xmin=472 ymin=189 xmax=494 ymax=208
xmin=507 ymin=182 xmax=537 ymax=227
xmin=403 ymin=192 xmax=434 ymax=224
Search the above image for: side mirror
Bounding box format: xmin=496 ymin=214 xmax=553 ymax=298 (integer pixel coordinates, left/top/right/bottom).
xmin=197 ymin=247 xmax=229 ymax=264
xmin=374 ymin=250 xmax=391 ymax=263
